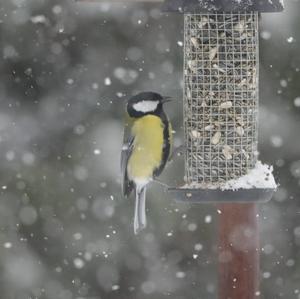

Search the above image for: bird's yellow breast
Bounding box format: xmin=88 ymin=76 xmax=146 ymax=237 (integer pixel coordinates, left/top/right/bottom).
xmin=127 ymin=115 xmax=164 ymax=183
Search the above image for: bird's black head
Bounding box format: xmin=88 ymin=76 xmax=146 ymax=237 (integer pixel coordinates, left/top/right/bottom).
xmin=127 ymin=92 xmax=170 ymax=118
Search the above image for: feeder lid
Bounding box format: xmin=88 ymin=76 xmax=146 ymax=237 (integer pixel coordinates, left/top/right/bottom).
xmin=162 ymin=0 xmax=284 ymax=13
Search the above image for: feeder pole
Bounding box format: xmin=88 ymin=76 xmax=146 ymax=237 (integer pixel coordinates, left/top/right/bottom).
xmin=218 ymin=203 xmax=259 ymax=299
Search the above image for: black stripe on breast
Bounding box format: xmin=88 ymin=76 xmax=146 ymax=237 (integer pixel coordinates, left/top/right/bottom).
xmin=153 ymin=111 xmax=171 ymax=178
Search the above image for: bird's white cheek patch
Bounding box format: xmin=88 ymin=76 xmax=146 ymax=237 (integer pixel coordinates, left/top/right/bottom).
xmin=133 ymin=101 xmax=159 ymax=113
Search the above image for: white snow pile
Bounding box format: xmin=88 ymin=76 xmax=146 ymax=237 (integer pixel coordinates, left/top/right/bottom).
xmin=221 ymin=161 xmax=277 ymax=190
xmin=182 ymin=161 xmax=277 ymax=191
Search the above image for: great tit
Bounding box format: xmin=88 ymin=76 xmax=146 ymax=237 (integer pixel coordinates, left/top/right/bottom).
xmin=121 ymin=92 xmax=173 ymax=234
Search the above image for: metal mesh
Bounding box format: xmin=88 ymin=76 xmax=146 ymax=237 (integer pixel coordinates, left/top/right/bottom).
xmin=184 ymin=13 xmax=259 ymax=186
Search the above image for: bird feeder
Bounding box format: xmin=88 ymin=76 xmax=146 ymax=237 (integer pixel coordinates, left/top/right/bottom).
xmin=165 ymin=0 xmax=283 ymax=203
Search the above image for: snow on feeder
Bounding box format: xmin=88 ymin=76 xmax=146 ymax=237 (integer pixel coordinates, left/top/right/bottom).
xmin=163 ymin=0 xmax=283 ymax=203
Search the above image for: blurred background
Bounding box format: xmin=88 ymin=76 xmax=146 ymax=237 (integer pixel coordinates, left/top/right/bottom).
xmin=0 ymin=0 xmax=300 ymax=298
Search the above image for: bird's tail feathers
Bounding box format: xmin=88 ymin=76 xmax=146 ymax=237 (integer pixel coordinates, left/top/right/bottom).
xmin=134 ymin=186 xmax=147 ymax=234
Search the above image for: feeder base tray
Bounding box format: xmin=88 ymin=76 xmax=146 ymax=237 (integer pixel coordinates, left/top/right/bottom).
xmin=168 ymin=187 xmax=275 ymax=203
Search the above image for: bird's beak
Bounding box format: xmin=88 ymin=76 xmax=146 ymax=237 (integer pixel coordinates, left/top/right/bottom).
xmin=162 ymin=96 xmax=172 ymax=104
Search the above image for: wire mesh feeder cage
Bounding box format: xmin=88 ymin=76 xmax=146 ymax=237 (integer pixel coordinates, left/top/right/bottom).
xmin=184 ymin=13 xmax=258 ymax=183
xmin=164 ymin=0 xmax=284 ymax=203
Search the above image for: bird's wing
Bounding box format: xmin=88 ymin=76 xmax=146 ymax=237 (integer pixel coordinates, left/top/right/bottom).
xmin=121 ymin=117 xmax=135 ymax=197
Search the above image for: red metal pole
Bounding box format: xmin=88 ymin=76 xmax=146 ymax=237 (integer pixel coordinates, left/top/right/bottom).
xmin=218 ymin=203 xmax=260 ymax=299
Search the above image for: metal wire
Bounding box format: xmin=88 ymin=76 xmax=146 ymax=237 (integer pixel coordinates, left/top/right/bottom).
xmin=184 ymin=13 xmax=259 ymax=185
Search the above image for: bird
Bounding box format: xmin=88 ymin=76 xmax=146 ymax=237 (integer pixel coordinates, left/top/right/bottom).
xmin=121 ymin=92 xmax=173 ymax=234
